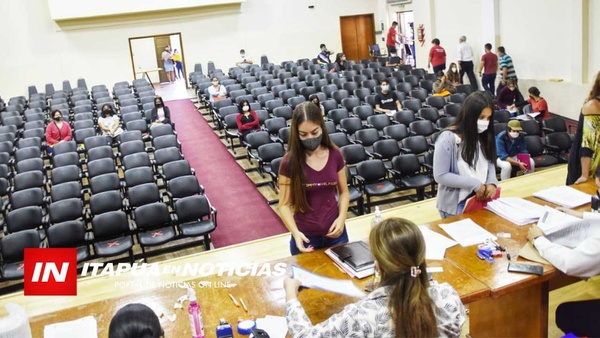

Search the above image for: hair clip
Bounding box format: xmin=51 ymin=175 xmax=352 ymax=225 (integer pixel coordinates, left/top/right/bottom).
xmin=410 ymin=266 xmax=421 ymax=278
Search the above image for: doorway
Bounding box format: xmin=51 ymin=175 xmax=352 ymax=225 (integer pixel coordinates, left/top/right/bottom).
xmin=396 ymin=11 xmax=415 ymax=67
xmin=128 ymin=33 xmax=188 ymax=88
xmin=340 ymin=14 xmax=375 ymax=62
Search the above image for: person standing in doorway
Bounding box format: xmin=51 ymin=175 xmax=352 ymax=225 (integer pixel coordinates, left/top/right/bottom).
xmin=162 ymin=46 xmax=175 ymax=83
xmin=497 ymin=46 xmax=518 ymax=95
xmin=428 ymin=38 xmax=446 ymax=74
xmin=479 ymin=43 xmax=498 ymax=96
xmin=173 ymin=49 xmax=184 ymax=80
xmin=456 ymin=36 xmax=478 ymax=92
xmin=386 ymin=21 xmax=400 ymax=56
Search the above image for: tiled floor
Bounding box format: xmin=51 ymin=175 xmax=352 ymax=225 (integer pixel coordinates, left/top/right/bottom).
xmin=154 ymin=78 xmax=195 ymax=101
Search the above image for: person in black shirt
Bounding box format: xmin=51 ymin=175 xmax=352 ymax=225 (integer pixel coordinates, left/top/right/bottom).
xmin=374 ymin=80 xmax=402 ymax=115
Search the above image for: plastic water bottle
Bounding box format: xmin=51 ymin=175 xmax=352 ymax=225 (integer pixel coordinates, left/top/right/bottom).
xmin=187 ymin=288 xmax=205 ymax=338
xmin=371 ymin=206 xmax=383 ymax=228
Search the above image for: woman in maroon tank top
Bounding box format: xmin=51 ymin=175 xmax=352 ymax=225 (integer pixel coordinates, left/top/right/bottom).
xmin=278 ymin=102 xmax=350 ymax=255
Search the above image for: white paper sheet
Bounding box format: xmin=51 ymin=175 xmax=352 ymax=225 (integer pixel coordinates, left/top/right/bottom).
xmin=537 ymin=206 xmax=592 ymax=248
xmin=291 ymin=265 xmax=366 ymax=299
xmin=255 ymin=316 xmax=288 ymax=338
xmin=439 ymin=218 xmax=497 ymax=247
xmin=485 ymin=197 xmax=546 ymax=226
xmin=533 ymin=186 xmax=592 ymax=209
xmin=419 ymin=225 xmax=458 ymax=260
xmin=44 ymin=316 xmax=97 ymax=338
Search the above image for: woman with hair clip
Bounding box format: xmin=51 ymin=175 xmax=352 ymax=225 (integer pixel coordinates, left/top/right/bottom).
xmin=278 ymin=102 xmax=349 ymax=255
xmin=284 ymin=217 xmax=466 ymax=337
xmin=433 ymin=91 xmax=498 ymax=218
xmin=567 ymin=71 xmax=600 ymax=185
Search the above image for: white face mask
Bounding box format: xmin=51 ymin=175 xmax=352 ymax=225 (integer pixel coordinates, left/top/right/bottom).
xmin=341 ymin=57 xmax=346 ymax=61
xmin=243 ymin=106 xmax=250 ymax=112
xmin=509 ymin=131 xmax=520 ymax=139
xmin=451 ymin=67 xmax=457 ymax=72
xmin=212 ymin=81 xmax=218 ymax=86
xmin=381 ymin=85 xmax=390 ymax=91
xmin=477 ymin=120 xmax=489 ymax=133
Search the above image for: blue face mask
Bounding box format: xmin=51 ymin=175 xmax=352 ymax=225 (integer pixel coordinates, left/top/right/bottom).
xmin=301 ymin=134 xmax=322 ymax=151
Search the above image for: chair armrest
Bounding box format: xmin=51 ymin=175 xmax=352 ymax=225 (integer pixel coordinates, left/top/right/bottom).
xmin=170 ymin=213 xmax=179 ymax=223
xmin=364 ymin=123 xmax=374 ymax=129
xmin=542 ymin=127 xmax=554 ymax=134
xmin=422 ymin=163 xmax=433 ymax=171
xmin=372 ymin=152 xmax=382 ymax=159
xmin=338 ymin=127 xmax=348 ymax=134
xmin=545 ymin=144 xmax=559 ymax=151
xmin=353 ymin=139 xmax=363 ymax=145
xmin=389 ymin=169 xmax=401 ymax=177
xmin=400 ymin=147 xmax=412 ymax=154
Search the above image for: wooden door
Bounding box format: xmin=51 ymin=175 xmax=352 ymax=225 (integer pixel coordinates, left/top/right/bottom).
xmin=154 ymin=36 xmax=171 ymax=83
xmin=340 ymin=14 xmax=375 ymax=62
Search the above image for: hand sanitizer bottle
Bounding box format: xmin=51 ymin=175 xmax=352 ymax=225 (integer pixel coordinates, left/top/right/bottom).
xmin=187 ymin=287 xmax=205 ymax=338
xmin=371 ymin=206 xmax=382 ymax=228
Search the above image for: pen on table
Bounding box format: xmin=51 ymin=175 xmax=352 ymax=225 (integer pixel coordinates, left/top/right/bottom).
xmin=228 ymin=293 xmax=240 ymax=307
xmin=239 ymin=297 xmax=248 ymax=313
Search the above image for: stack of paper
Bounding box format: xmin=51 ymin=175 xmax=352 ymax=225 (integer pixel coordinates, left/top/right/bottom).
xmin=291 ymin=265 xmax=366 ymax=299
xmin=537 ymin=206 xmax=592 ymax=248
xmin=255 ymin=316 xmax=287 ymax=338
xmin=44 ymin=316 xmax=97 ymax=338
xmin=533 ymin=186 xmax=592 ymax=208
xmin=485 ymin=197 xmax=546 ymax=226
xmin=419 ymin=226 xmax=458 ymax=259
xmin=439 ymin=218 xmax=497 ymax=247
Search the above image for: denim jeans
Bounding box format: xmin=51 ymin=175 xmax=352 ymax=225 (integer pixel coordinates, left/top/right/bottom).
xmin=289 ymin=227 xmax=349 ymax=256
xmin=439 ymin=199 xmax=466 ymax=219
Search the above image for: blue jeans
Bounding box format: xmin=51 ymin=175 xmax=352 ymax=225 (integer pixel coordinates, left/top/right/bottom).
xmin=439 ymin=200 xmax=466 ymax=219
xmin=289 ymin=227 xmax=349 ymax=256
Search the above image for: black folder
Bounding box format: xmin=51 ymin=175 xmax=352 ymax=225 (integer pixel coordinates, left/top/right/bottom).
xmin=330 ymin=241 xmax=374 ymax=271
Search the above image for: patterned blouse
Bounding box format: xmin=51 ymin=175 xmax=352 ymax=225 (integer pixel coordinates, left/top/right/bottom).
xmin=286 ymin=282 xmax=466 ymax=338
xmin=581 ymin=114 xmax=600 ymax=176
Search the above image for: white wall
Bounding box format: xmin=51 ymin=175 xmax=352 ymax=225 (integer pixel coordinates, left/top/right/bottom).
xmin=0 ymin=0 xmax=379 ymax=98
xmin=590 ymin=0 xmax=600 ymax=83
xmin=130 ymin=38 xmax=160 ymax=83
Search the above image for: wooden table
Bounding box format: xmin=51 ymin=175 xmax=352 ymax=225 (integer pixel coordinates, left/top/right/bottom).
xmin=426 ymin=180 xmax=597 ymax=337
xmin=28 ymin=250 xmax=488 ymax=337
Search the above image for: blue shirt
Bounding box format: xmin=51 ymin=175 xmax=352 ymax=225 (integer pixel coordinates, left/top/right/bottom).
xmin=496 ymin=130 xmax=527 ymax=160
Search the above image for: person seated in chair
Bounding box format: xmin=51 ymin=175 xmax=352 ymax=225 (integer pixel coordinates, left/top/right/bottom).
xmin=98 ymin=104 xmax=124 ymax=141
xmin=527 ymin=86 xmax=549 ymax=121
xmin=45 ymin=109 xmax=72 ymax=155
xmin=207 ymin=77 xmax=227 ymax=103
xmin=108 ymin=303 xmax=164 ymax=338
xmin=309 ymin=94 xmax=325 ymax=116
xmin=497 ymin=79 xmax=526 ymax=114
xmin=150 ymin=96 xmax=173 ymax=128
xmin=334 ymin=53 xmax=347 ymax=73
xmin=433 ymin=70 xmax=456 ymax=97
xmin=527 ymin=165 xmax=600 ymax=337
xmin=317 ymin=44 xmax=333 ymax=68
xmin=385 ymin=53 xmax=402 ymax=69
xmin=374 ymin=80 xmax=402 ymax=116
xmin=495 ymin=120 xmax=535 ymax=180
xmin=445 ymin=62 xmax=461 ymax=86
xmin=235 ymin=49 xmax=253 ymax=69
xmin=236 ymin=99 xmax=260 ymax=143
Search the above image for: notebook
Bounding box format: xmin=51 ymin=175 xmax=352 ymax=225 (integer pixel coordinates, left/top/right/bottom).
xmin=517 ymin=153 xmax=531 ymax=171
xmin=329 ymin=241 xmax=374 ymax=271
xmin=463 ymin=186 xmax=501 ymax=214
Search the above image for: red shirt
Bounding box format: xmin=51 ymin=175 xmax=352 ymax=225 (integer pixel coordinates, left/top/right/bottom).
xmin=481 ymin=52 xmax=499 ymax=74
xmin=280 ymin=147 xmax=345 ymax=236
xmin=236 ymin=111 xmax=260 ymax=131
xmin=45 ymin=121 xmax=72 ymax=146
xmin=528 ymin=97 xmax=549 ymax=119
xmin=429 ymin=46 xmax=446 ymax=67
xmin=386 ymin=27 xmax=397 ymax=46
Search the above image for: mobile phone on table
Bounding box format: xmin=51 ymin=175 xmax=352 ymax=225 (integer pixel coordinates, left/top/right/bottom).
xmin=507 ymin=262 xmax=543 ymax=276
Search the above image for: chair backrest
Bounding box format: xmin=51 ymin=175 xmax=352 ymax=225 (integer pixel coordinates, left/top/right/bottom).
xmin=48 ymin=198 xmax=83 ymax=224
xmin=51 ymin=165 xmax=81 ymax=185
xmin=87 ymin=158 xmax=117 ymax=178
xmin=373 ymin=139 xmax=401 ymax=160
xmin=174 ymin=195 xmax=212 ymax=223
xmin=47 ymin=220 xmax=87 ymax=249
xmin=340 ymin=144 xmax=368 ymax=165
xmin=50 ymin=181 xmax=83 ymax=202
xmin=124 ymin=166 xmax=156 ymax=188
xmin=92 ymin=210 xmax=129 ymax=240
xmin=168 ymin=175 xmax=203 ymax=199
xmin=257 ymin=143 xmax=285 ymax=162
xmin=89 ymin=172 xmax=121 ymax=194
xmin=90 ymin=190 xmax=123 ymax=215
xmin=383 ymin=124 xmax=409 ymax=142
xmin=127 ymin=183 xmax=160 ymax=208
xmin=163 ymin=160 xmax=194 ymax=181
xmin=391 ymin=153 xmax=421 ymax=175
xmin=133 ymin=202 xmax=171 ymax=231
xmin=0 ymin=229 xmax=41 ymax=262
xmin=356 ymin=159 xmax=387 ymax=181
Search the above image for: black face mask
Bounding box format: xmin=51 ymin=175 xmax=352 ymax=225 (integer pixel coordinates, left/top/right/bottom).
xmin=53 ymin=116 xmax=62 ymax=121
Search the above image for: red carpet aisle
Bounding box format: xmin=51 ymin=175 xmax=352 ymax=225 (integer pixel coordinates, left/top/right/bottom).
xmin=166 ymin=99 xmax=288 ymax=247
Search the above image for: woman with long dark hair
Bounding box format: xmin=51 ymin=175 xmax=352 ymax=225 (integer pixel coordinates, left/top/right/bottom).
xmin=108 ymin=303 xmax=164 ymax=338
xmin=236 ymin=99 xmax=260 ymax=142
xmin=278 ymin=102 xmax=349 ymax=255
xmin=567 ymin=71 xmax=600 ymax=185
xmin=433 ymin=91 xmax=498 ymax=218
xmin=284 ymin=217 xmax=466 ymax=337
xmin=149 ymin=96 xmax=173 ymax=127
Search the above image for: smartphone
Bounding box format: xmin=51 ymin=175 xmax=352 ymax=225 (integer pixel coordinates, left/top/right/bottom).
xmin=507 ymin=262 xmax=543 ymax=276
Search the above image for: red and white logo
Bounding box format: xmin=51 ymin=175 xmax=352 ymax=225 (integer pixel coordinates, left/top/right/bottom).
xmin=24 ymin=248 xmax=77 ymax=296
